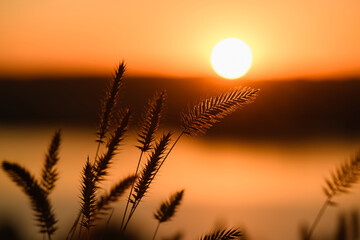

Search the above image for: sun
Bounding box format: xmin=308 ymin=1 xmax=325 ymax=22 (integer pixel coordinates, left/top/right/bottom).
xmin=211 ymin=38 xmax=253 ymax=79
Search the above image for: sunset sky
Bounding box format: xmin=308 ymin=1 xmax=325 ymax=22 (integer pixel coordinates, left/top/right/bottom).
xmin=0 ymin=0 xmax=359 ymax=80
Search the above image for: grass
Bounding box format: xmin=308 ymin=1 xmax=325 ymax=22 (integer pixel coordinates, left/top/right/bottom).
xmin=2 ymin=61 xmax=258 ymax=240
xmin=2 ymin=130 xmax=61 ymax=240
xmin=304 ymin=152 xmax=360 ymax=240
xmin=2 ymin=61 xmax=359 ymax=240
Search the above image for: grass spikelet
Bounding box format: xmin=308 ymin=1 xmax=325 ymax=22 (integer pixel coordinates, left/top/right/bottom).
xmin=97 ymin=174 xmax=137 ymax=212
xmin=94 ymin=108 xmax=131 ymax=182
xmin=41 ymin=129 xmax=61 ymax=194
xmin=121 ymin=91 xmax=166 ymax=230
xmin=137 ymin=91 xmax=167 ymax=152
xmin=181 ymin=86 xmax=259 ymax=136
xmin=132 ymin=132 xmax=172 ymax=204
xmin=152 ymin=190 xmax=185 ymax=240
xmin=97 ymin=62 xmax=126 ymax=144
xmin=323 ymin=153 xmax=360 ymax=198
xmin=122 ymin=133 xmax=172 ymax=232
xmin=154 ymin=190 xmax=184 ymax=223
xmin=2 ymin=161 xmax=57 ymax=237
xmin=80 ymin=158 xmax=97 ymax=230
xmin=199 ymin=227 xmax=242 ymax=240
xmin=305 ymin=152 xmax=360 ymax=240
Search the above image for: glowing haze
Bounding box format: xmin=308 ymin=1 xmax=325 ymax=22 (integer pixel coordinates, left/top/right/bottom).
xmin=0 ymin=0 xmax=359 ymax=80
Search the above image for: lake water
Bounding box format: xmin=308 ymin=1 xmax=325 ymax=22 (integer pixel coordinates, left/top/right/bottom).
xmin=1 ymin=125 xmax=360 ymax=240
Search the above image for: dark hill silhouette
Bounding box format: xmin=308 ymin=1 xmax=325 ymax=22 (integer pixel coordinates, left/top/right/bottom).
xmin=0 ymin=76 xmax=359 ymax=140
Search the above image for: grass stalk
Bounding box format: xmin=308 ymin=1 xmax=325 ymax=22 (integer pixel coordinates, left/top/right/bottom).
xmin=305 ymin=152 xmax=360 ymax=240
xmin=121 ymin=133 xmax=184 ymax=233
xmin=2 ymin=161 xmax=57 ymax=238
xmin=121 ymin=91 xmax=167 ymax=231
xmin=120 ymin=151 xmax=143 ymax=231
xmin=152 ymin=189 xmax=184 ymax=239
xmin=41 ymin=129 xmax=61 ymax=195
xmin=96 ymin=62 xmax=125 ymax=145
xmin=151 ymin=130 xmax=184 ymax=182
xmin=122 ymin=202 xmax=137 ymax=232
xmin=3 ymin=61 xmax=263 ymax=240
xmin=304 ymin=199 xmax=330 ymax=240
xmin=66 ymin=212 xmax=81 ymax=240
xmin=122 ymin=133 xmax=171 ymax=232
xmin=152 ymin=222 xmax=161 ymax=240
xmin=94 ymin=142 xmax=101 ymax=163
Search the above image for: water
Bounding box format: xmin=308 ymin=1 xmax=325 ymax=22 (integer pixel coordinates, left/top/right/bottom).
xmin=0 ymin=125 xmax=359 ymax=240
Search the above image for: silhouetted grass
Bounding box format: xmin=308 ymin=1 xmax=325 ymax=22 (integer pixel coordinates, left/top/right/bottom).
xmin=93 ymin=108 xmax=131 ymax=182
xmin=153 ymin=190 xmax=185 ymax=240
xmin=121 ymin=91 xmax=166 ymax=230
xmin=137 ymin=90 xmax=166 ymax=152
xmin=2 ymin=61 xmax=258 ymax=239
xmin=96 ymin=62 xmax=125 ymax=145
xmin=199 ymin=228 xmax=242 ymax=240
xmin=80 ymin=158 xmax=97 ymax=231
xmin=4 ymin=61 xmax=360 ymax=240
xmin=1 ymin=129 xmax=61 ymax=240
xmin=41 ymin=129 xmax=61 ymax=195
xmin=97 ymin=175 xmax=137 ymax=213
xmin=181 ymin=86 xmax=259 ymax=136
xmin=305 ymin=152 xmax=360 ymax=240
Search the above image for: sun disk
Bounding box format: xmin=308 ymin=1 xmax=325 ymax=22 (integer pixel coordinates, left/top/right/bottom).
xmin=211 ymin=38 xmax=253 ymax=79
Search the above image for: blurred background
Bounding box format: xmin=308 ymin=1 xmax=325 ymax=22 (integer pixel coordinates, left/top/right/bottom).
xmin=1 ymin=0 xmax=360 ymax=240
xmin=0 ymin=76 xmax=359 ymax=240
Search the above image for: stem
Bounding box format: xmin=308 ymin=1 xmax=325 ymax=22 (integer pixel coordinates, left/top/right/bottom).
xmin=122 ymin=131 xmax=185 ymax=233
xmin=47 ymin=232 xmax=52 ymax=240
xmin=152 ymin=222 xmax=161 ymax=240
xmin=106 ymin=208 xmax=114 ymax=229
xmin=66 ymin=212 xmax=82 ymax=240
xmin=120 ymin=151 xmax=144 ymax=232
xmin=94 ymin=141 xmax=102 ymax=164
xmin=70 ymin=140 xmax=102 ymax=240
xmin=100 ymin=208 xmax=114 ymax=240
xmin=305 ymin=198 xmax=331 ymax=240
xmin=122 ymin=201 xmax=138 ymax=233
xmin=78 ymin=215 xmax=84 ymax=240
xmin=150 ymin=130 xmax=184 ymax=182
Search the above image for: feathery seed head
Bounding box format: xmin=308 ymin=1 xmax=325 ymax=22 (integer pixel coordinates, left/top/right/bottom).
xmin=94 ymin=109 xmax=131 ymax=182
xmin=41 ymin=129 xmax=61 ymax=194
xmin=97 ymin=62 xmax=126 ymax=144
xmin=323 ymin=152 xmax=360 ymax=199
xmin=97 ymin=174 xmax=137 ymax=212
xmin=80 ymin=158 xmax=97 ymax=230
xmin=2 ymin=161 xmax=57 ymax=235
xmin=200 ymin=227 xmax=242 ymax=240
xmin=154 ymin=189 xmax=185 ymax=223
xmin=181 ymin=86 xmax=259 ymax=136
xmin=132 ymin=132 xmax=172 ymax=203
xmin=137 ymin=91 xmax=167 ymax=152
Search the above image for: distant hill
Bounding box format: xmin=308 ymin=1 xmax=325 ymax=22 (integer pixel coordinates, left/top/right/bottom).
xmin=0 ymin=76 xmax=359 ymax=140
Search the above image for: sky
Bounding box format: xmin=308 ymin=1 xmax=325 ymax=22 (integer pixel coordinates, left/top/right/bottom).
xmin=0 ymin=0 xmax=359 ymax=80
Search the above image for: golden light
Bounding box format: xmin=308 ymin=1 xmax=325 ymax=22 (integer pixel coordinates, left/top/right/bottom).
xmin=211 ymin=38 xmax=253 ymax=79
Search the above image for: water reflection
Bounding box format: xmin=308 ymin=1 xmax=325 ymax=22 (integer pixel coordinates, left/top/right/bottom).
xmin=0 ymin=125 xmax=359 ymax=240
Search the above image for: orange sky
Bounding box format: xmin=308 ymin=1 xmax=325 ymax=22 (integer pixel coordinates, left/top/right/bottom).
xmin=0 ymin=0 xmax=359 ymax=80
